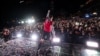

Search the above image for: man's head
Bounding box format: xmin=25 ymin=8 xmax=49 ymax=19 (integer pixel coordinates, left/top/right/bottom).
xmin=45 ymin=16 xmax=53 ymax=22
xmin=45 ymin=18 xmax=49 ymax=22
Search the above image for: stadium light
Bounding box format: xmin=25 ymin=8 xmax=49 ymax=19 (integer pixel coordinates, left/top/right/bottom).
xmin=86 ymin=41 xmax=99 ymax=48
xmin=52 ymin=37 xmax=60 ymax=43
xmin=16 ymin=33 xmax=22 ymax=38
xmin=30 ymin=34 xmax=38 ymax=41
xmin=26 ymin=17 xmax=35 ymax=24
xmin=26 ymin=19 xmax=35 ymax=24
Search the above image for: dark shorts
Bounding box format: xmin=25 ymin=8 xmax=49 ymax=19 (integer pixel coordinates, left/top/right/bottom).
xmin=42 ymin=31 xmax=51 ymax=40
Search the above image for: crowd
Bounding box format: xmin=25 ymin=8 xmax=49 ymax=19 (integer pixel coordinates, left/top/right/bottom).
xmin=53 ymin=17 xmax=100 ymax=43
xmin=1 ymin=17 xmax=100 ymax=43
xmin=0 ymin=39 xmax=37 ymax=56
xmin=0 ymin=17 xmax=100 ymax=56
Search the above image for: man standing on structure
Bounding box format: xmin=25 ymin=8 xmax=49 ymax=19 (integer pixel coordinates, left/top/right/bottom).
xmin=42 ymin=10 xmax=53 ymax=41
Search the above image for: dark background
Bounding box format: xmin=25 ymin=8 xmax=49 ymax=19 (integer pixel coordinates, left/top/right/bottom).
xmin=0 ymin=0 xmax=100 ymax=29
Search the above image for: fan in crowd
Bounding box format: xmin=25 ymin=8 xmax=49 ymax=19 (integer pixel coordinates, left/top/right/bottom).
xmin=0 ymin=15 xmax=100 ymax=56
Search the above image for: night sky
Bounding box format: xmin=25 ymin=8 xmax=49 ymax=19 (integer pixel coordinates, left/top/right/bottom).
xmin=0 ymin=0 xmax=100 ymax=29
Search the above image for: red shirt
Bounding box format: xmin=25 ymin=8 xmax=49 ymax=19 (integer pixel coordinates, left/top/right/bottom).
xmin=43 ymin=19 xmax=52 ymax=32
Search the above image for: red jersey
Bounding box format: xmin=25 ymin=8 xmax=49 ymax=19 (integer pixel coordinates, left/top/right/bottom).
xmin=43 ymin=19 xmax=52 ymax=32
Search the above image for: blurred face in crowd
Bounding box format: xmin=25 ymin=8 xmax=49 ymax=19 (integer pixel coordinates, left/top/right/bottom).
xmin=88 ymin=27 xmax=92 ymax=31
xmin=75 ymin=26 xmax=79 ymax=29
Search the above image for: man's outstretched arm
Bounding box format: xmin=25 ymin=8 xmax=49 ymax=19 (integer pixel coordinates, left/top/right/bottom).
xmin=46 ymin=10 xmax=50 ymax=18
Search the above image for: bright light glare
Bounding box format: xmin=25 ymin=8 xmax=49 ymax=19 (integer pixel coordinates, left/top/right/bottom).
xmin=85 ymin=14 xmax=89 ymax=18
xmin=52 ymin=37 xmax=60 ymax=43
xmin=26 ymin=19 xmax=35 ymax=24
xmin=17 ymin=33 xmax=22 ymax=38
xmin=93 ymin=12 xmax=97 ymax=15
xmin=84 ymin=49 xmax=98 ymax=55
xmin=31 ymin=34 xmax=38 ymax=41
xmin=21 ymin=21 xmax=24 ymax=24
xmin=86 ymin=41 xmax=99 ymax=48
